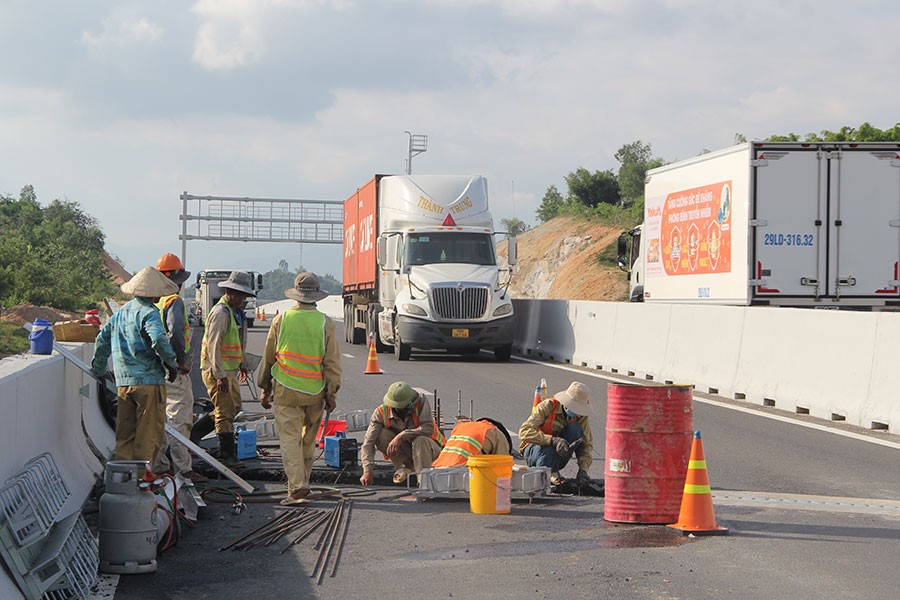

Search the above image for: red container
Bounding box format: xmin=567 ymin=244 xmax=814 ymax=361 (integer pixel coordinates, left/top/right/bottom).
xmin=315 ymin=419 xmax=347 ymax=449
xmin=604 ymin=383 xmax=693 ymax=524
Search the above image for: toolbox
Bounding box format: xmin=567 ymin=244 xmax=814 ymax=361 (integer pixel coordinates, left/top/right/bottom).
xmin=324 ymin=433 xmax=358 ymax=468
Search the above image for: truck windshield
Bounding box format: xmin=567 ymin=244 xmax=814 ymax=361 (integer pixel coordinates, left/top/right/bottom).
xmin=405 ymin=232 xmax=496 ymax=266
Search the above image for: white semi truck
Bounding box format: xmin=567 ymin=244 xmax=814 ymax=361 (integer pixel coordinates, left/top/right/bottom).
xmin=618 ymin=141 xmax=900 ymax=308
xmin=194 ymin=269 xmax=264 ymax=326
xmin=343 ymin=174 xmax=517 ymax=360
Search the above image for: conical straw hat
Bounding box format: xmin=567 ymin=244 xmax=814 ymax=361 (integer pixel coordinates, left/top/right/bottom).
xmin=120 ymin=266 xmax=179 ymax=297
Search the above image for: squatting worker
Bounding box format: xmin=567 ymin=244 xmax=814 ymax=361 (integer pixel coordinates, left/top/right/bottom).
xmin=151 ymin=253 xmax=207 ymax=483
xmin=518 ymin=381 xmax=594 ymax=487
xmin=200 ymin=270 xmax=254 ymax=468
xmin=432 ymin=417 xmax=512 ymax=467
xmin=359 ymin=382 xmax=446 ymax=485
xmin=92 ymin=267 xmax=183 ymax=469
xmin=258 ymin=272 xmax=342 ymax=505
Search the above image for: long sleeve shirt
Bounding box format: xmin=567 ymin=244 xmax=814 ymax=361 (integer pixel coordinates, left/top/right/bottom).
xmin=201 ymin=303 xmax=245 ymax=379
xmin=91 ymin=297 xmax=177 ymax=386
xmin=256 ymin=303 xmax=342 ymax=405
xmin=518 ymin=398 xmax=593 ymax=472
xmin=360 ymin=398 xmax=437 ymax=471
xmin=163 ymin=295 xmax=189 ymax=366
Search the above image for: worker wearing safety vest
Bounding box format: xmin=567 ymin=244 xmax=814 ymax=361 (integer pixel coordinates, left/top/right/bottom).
xmin=200 ymin=270 xmax=254 ymax=467
xmin=360 ymin=381 xmax=446 ymax=485
xmin=258 ymin=272 xmax=342 ymax=505
xmin=432 ymin=418 xmax=512 ymax=468
xmin=518 ymin=381 xmax=594 ymax=487
xmin=150 ymin=253 xmax=207 ymax=483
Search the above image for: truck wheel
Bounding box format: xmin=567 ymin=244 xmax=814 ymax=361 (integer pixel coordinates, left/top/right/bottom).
xmin=352 ymin=326 xmax=366 ymax=345
xmin=393 ymin=323 xmax=411 ymax=361
xmin=247 ymin=319 xmax=255 ymax=328
xmin=494 ymin=344 xmax=512 ymax=362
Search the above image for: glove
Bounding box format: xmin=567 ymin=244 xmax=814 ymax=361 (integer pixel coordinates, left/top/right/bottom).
xmin=165 ymin=364 xmax=177 ymax=383
xmin=552 ymin=436 xmax=571 ymax=460
xmin=576 ymin=469 xmax=591 ymax=484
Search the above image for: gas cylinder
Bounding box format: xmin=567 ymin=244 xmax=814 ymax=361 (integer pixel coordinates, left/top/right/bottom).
xmin=99 ymin=461 xmax=159 ymax=574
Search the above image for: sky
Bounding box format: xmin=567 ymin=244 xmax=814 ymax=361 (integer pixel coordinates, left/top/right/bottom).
xmin=2 ymin=0 xmax=898 ymax=280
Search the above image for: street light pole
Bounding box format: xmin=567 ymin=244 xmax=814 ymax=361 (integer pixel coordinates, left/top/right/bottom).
xmin=404 ymin=131 xmax=428 ymax=175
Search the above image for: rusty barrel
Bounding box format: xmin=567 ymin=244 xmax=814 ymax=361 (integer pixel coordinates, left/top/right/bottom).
xmin=604 ymin=383 xmax=693 ymax=523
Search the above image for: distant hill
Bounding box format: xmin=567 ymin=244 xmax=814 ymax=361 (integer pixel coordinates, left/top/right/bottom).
xmin=496 ymin=216 xmax=628 ymax=301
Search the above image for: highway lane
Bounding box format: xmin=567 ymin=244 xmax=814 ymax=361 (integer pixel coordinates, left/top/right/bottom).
xmin=123 ymin=318 xmax=900 ymax=599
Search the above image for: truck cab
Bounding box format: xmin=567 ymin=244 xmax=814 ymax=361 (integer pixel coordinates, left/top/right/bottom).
xmin=194 ymin=269 xmax=264 ymax=327
xmin=617 ymin=225 xmax=645 ymax=302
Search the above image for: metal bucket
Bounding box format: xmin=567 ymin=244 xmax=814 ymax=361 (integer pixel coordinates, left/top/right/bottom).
xmin=604 ymin=383 xmax=693 ymax=524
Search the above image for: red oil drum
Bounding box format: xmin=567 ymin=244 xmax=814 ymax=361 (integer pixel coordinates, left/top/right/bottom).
xmin=604 ymin=383 xmax=693 ymax=523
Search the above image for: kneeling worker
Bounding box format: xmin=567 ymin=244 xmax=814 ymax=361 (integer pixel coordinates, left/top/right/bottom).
xmin=432 ymin=418 xmax=512 ymax=467
xmin=518 ymin=381 xmax=593 ymax=486
xmin=359 ymin=382 xmax=446 ymax=485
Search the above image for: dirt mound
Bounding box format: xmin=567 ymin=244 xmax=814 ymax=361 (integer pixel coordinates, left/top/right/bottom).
xmin=0 ymin=304 xmax=80 ymax=326
xmin=497 ymin=216 xmax=629 ymax=301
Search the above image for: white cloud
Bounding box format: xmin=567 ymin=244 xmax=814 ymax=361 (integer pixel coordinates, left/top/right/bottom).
xmin=81 ymin=17 xmax=162 ymax=50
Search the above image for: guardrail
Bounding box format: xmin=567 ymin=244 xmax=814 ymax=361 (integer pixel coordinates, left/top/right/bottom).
xmin=512 ymin=299 xmax=900 ymax=432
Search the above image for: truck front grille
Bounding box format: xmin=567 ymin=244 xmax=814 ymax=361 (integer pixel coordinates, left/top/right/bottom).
xmin=431 ymin=286 xmax=489 ymax=320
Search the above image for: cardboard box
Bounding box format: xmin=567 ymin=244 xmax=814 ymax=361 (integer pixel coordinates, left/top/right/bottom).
xmin=53 ymin=320 xmax=100 ymax=343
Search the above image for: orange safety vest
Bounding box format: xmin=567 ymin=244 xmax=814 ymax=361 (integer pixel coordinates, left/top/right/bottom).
xmin=378 ymin=400 xmax=446 ymax=446
xmin=538 ymin=398 xmax=579 ymax=435
xmin=432 ymin=420 xmax=494 ymax=467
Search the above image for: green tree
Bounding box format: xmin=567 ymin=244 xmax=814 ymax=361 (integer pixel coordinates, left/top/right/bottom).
xmin=500 ymin=217 xmax=528 ymax=237
xmin=768 ymin=122 xmax=900 ymax=143
xmin=615 ymin=141 xmax=663 ymax=204
xmin=278 ymin=259 xmax=289 ymax=271
xmin=536 ymin=185 xmax=565 ymax=223
xmin=565 ymin=167 xmax=619 ymax=208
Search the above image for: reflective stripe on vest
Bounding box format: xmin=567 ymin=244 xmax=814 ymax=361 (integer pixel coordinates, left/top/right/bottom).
xmin=378 ymin=401 xmax=446 ymax=446
xmin=432 ymin=420 xmax=493 ymax=467
xmin=537 ymin=398 xmax=578 ymax=435
xmin=156 ymin=294 xmax=191 ymax=352
xmin=200 ymin=299 xmax=242 ymax=371
xmin=272 ymin=309 xmax=326 ymax=394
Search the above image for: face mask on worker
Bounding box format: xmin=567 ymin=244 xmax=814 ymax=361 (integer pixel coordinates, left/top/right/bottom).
xmin=564 ymin=407 xmax=579 ymax=418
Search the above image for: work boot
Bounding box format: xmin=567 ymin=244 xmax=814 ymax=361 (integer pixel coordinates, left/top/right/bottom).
xmin=217 ymin=433 xmax=244 ymax=469
xmin=191 ymin=413 xmax=215 ymax=444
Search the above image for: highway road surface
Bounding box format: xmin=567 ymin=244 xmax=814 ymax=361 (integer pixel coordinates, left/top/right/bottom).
xmin=111 ymin=319 xmax=900 ymax=599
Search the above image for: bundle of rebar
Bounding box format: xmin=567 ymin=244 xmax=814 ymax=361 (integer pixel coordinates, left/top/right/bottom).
xmin=219 ymin=507 xmax=324 ymax=552
xmin=309 ymin=499 xmax=352 ymax=584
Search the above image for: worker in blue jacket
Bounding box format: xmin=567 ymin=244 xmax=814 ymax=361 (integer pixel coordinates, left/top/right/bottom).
xmin=92 ymin=267 xmax=184 ymax=470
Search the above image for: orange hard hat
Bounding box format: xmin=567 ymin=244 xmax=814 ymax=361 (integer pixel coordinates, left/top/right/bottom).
xmin=157 ymin=253 xmax=185 ymax=272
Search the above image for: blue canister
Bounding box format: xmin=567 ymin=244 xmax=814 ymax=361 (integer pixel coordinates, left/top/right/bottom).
xmin=29 ymin=318 xmax=54 ymax=355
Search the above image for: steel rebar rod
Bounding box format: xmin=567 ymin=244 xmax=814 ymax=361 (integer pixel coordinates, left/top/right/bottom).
xmin=219 ymin=510 xmax=296 ymax=551
xmin=280 ymin=511 xmax=331 ymax=555
xmin=236 ymin=510 xmax=311 ymax=550
xmin=313 ymin=502 xmax=342 ymax=550
xmin=314 ymin=500 xmax=346 ymax=584
xmin=329 ymin=500 xmax=352 ymax=578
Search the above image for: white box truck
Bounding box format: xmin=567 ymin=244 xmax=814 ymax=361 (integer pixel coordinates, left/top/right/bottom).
xmin=618 ymin=141 xmax=900 ymax=308
xmin=194 ymin=269 xmax=264 ymax=326
xmin=343 ymin=174 xmax=517 ymax=360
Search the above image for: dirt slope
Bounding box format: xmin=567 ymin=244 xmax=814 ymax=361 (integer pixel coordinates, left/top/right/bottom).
xmin=497 ymin=216 xmax=629 ymax=301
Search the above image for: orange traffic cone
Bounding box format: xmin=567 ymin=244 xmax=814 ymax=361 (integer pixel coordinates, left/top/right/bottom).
xmin=364 ymin=334 xmax=383 ymax=375
xmin=261 ymin=308 xmax=267 ymax=322
xmin=532 ymin=384 xmax=542 ymax=407
xmin=668 ymin=430 xmax=728 ymax=536
xmin=255 ymin=306 xmax=261 ymax=320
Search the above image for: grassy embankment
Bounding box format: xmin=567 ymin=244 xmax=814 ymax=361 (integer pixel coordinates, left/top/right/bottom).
xmin=0 ymin=322 xmax=29 ymax=358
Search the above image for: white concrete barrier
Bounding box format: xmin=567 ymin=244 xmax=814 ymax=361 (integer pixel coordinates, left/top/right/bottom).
xmin=259 ymin=295 xmax=343 ymax=321
xmin=513 ymin=299 xmax=900 ymax=432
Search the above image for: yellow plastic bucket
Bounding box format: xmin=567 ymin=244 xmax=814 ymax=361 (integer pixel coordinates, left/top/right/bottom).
xmin=466 ymin=454 xmax=514 ymax=514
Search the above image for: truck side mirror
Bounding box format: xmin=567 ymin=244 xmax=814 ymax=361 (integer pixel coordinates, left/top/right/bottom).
xmin=508 ymin=237 xmax=518 ymax=266
xmin=616 ymin=235 xmax=628 ymax=271
xmin=376 ymin=237 xmax=386 ymax=266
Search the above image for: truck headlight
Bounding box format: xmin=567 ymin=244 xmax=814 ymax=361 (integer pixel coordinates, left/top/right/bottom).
xmin=402 ymin=303 xmax=427 ymax=317
xmin=492 ymin=303 xmax=512 ymax=317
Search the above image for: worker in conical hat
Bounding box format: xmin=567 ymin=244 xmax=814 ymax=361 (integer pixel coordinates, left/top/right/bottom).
xmin=257 ymin=272 xmax=342 ymax=504
xmin=359 ymin=382 xmax=446 ymax=486
xmin=92 ymin=267 xmax=183 ymax=470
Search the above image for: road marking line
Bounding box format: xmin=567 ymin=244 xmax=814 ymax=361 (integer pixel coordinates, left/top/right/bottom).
xmin=513 ymin=355 xmax=900 ymax=451
xmin=341 ymin=353 xmax=355 ymax=358
xmin=713 ymin=491 xmax=900 ymax=515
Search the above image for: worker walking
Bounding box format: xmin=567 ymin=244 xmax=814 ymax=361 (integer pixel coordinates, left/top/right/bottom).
xmin=359 ymin=382 xmax=446 ymax=485
xmin=150 ymin=253 xmax=206 ymax=483
xmin=258 ymin=272 xmax=342 ymax=505
xmin=92 ymin=267 xmax=183 ymax=468
xmin=200 ymin=270 xmax=254 ymax=468
xmin=432 ymin=417 xmax=512 ymax=468
xmin=518 ymin=381 xmax=594 ymax=487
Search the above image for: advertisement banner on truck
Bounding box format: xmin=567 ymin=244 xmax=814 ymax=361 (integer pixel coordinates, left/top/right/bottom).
xmin=646 ymin=181 xmax=733 ymax=278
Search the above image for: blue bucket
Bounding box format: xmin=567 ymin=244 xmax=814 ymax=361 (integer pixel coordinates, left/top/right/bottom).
xmin=29 ymin=318 xmax=54 ymax=355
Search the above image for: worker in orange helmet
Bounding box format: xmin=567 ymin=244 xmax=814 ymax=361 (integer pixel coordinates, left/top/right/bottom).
xmin=151 ymin=253 xmax=206 ymax=482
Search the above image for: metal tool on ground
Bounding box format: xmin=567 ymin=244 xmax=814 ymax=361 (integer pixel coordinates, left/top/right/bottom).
xmin=41 ymin=332 xmax=255 ymax=494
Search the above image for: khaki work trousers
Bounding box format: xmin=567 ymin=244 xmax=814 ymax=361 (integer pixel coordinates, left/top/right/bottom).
xmin=115 ymin=385 xmax=166 ymax=465
xmin=152 ymin=372 xmax=194 ymax=475
xmin=202 ymin=370 xmax=242 ymax=433
xmin=272 ymin=383 xmax=325 ymax=495
xmin=376 ymin=429 xmax=443 ymax=472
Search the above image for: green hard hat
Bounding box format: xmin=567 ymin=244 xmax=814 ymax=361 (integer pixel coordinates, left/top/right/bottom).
xmin=383 ymin=381 xmax=418 ymax=409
